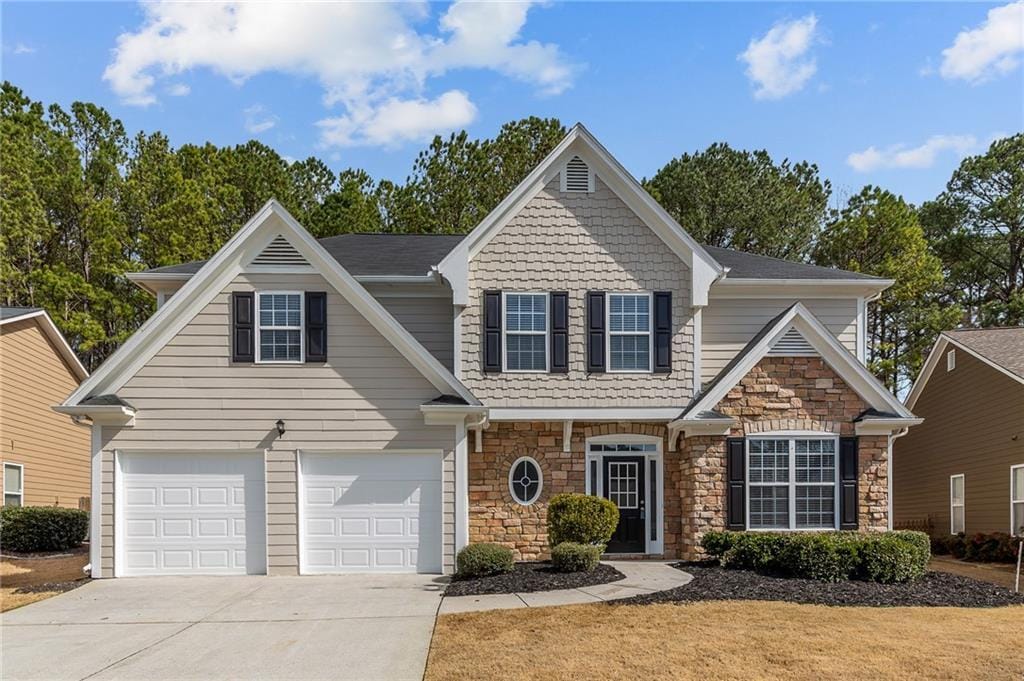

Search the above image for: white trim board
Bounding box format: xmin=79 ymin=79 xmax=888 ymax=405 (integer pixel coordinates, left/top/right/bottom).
xmin=488 ymin=407 xmax=681 ymax=421
xmin=906 ymin=333 xmax=1024 ymax=410
xmin=63 ymin=201 xmax=480 ymax=408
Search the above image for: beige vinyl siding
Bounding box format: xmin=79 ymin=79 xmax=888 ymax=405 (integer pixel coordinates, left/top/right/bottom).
xmin=462 ymin=176 xmax=695 ymax=406
xmin=0 ymin=318 xmax=90 ymax=508
xmin=374 ymin=295 xmax=454 ymax=371
xmin=701 ymin=297 xmax=859 ymax=384
xmin=894 ymin=349 xmax=1024 ymax=535
xmin=99 ymin=272 xmax=457 ymax=575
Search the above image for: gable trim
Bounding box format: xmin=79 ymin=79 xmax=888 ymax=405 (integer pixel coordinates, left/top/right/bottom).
xmin=64 ymin=200 xmax=479 ymax=408
xmin=906 ymin=333 xmax=1024 ymax=410
xmin=1 ymin=309 xmax=88 ymax=382
xmin=676 ymin=302 xmax=914 ymax=424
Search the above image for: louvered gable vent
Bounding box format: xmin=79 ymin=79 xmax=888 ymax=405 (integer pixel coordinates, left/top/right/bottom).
xmin=251 ymin=235 xmax=309 ymax=267
xmin=767 ymin=326 xmax=817 ymax=356
xmin=563 ymin=156 xmax=592 ymax=192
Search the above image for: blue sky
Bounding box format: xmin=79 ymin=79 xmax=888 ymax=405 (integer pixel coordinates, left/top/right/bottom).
xmin=2 ymin=1 xmax=1022 ymax=205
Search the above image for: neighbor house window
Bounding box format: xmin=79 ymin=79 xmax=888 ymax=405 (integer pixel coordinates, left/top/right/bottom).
xmin=608 ymin=293 xmax=651 ymax=372
xmin=950 ymin=474 xmax=965 ymax=534
xmin=1011 ymin=465 xmax=1024 ymax=536
xmin=503 ymin=293 xmax=547 ymax=371
xmin=257 ymin=292 xmax=303 ymax=362
xmin=509 ymin=457 xmax=543 ymax=505
xmin=4 ymin=463 xmax=23 ymax=506
xmin=747 ymin=437 xmax=837 ymax=530
xmin=946 ymin=349 xmax=956 ymax=371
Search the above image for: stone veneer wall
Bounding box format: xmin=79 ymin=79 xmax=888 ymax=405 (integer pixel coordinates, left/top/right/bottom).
xmin=469 ymin=421 xmax=680 ymax=560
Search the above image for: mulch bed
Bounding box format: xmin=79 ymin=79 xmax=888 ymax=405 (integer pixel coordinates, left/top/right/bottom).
xmin=615 ymin=562 xmax=1024 ymax=608
xmin=446 ymin=562 xmax=625 ymax=597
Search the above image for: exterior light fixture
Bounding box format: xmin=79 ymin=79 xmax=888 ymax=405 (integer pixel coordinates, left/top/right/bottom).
xmin=275 ymin=419 xmax=286 ymax=438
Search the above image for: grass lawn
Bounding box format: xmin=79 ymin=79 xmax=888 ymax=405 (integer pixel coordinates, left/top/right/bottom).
xmin=426 ymin=600 xmax=1024 ymax=680
xmin=0 ymin=547 xmax=89 ymax=612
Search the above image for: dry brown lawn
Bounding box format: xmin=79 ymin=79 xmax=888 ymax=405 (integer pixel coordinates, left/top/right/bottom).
xmin=426 ymin=600 xmax=1024 ymax=681
xmin=0 ymin=548 xmax=89 ymax=612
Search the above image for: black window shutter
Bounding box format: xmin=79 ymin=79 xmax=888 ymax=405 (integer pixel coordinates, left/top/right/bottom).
xmin=585 ymin=291 xmax=606 ymax=373
xmin=726 ymin=437 xmax=746 ymax=530
xmin=305 ymin=291 xmax=327 ymax=363
xmin=550 ymin=292 xmax=568 ymax=373
xmin=839 ymin=437 xmax=859 ymax=530
xmin=653 ymin=291 xmax=672 ymax=373
xmin=232 ymin=291 xmax=255 ymax=363
xmin=483 ymin=291 xmax=502 ymax=373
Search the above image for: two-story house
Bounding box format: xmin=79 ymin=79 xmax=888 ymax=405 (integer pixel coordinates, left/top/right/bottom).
xmin=57 ymin=125 xmax=919 ymax=577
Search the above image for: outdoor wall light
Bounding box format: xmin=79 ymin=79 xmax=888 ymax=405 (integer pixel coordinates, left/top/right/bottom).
xmin=275 ymin=419 xmax=286 ymax=438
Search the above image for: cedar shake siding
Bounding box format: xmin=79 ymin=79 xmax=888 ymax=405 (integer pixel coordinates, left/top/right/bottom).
xmin=1 ymin=317 xmax=90 ymax=508
xmin=894 ymin=349 xmax=1024 ymax=535
xmin=461 ymin=176 xmax=695 ymax=406
xmin=98 ymin=272 xmax=457 ymax=576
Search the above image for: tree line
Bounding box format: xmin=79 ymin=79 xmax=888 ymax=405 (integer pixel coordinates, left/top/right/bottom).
xmin=1 ymin=82 xmax=1020 ymax=394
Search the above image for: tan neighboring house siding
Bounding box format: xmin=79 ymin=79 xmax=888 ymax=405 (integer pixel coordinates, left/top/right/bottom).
xmin=461 ymin=176 xmax=694 ymax=406
xmin=894 ymin=349 xmax=1024 ymax=535
xmin=1 ymin=318 xmax=89 ymax=508
xmin=701 ymin=296 xmax=859 ymax=384
xmin=98 ymin=272 xmax=457 ymax=576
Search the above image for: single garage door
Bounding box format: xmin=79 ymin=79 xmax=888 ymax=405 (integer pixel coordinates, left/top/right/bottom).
xmin=119 ymin=452 xmax=267 ymax=576
xmin=300 ymin=452 xmax=442 ymax=574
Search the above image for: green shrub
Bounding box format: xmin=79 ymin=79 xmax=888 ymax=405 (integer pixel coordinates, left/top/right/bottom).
xmin=546 ymin=493 xmax=619 ymax=547
xmin=0 ymin=506 xmax=89 ymax=553
xmin=702 ymin=530 xmax=931 ymax=584
xmin=551 ymin=541 xmax=603 ymax=573
xmin=455 ymin=543 xmax=514 ymax=579
xmin=963 ymin=532 xmax=1019 ymax=563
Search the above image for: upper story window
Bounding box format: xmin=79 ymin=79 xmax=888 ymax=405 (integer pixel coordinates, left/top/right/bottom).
xmin=504 ymin=293 xmax=548 ymax=372
xmin=946 ymin=349 xmax=956 ymax=371
xmin=748 ymin=436 xmax=837 ymax=530
xmin=608 ymin=293 xmax=651 ymax=372
xmin=257 ymin=292 xmax=303 ymax=363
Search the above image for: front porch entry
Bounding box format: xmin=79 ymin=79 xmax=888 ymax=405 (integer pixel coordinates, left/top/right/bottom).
xmin=585 ymin=435 xmax=664 ymax=555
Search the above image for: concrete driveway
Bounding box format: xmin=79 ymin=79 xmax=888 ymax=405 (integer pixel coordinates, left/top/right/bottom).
xmin=2 ymin=574 xmax=446 ymax=681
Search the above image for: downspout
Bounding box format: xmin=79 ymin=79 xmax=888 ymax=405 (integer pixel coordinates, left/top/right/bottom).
xmin=888 ymin=427 xmax=911 ymax=531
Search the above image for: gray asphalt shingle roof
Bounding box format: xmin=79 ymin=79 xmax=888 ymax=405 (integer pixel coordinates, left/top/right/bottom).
xmin=0 ymin=306 xmax=43 ymax=321
xmin=945 ymin=327 xmax=1024 ymax=380
xmin=140 ymin=234 xmax=878 ymax=281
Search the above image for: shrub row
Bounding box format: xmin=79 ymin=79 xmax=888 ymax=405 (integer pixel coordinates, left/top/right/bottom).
xmin=931 ymin=532 xmax=1021 ymax=563
xmin=701 ymin=530 xmax=931 ymax=584
xmin=0 ymin=506 xmax=89 ymax=553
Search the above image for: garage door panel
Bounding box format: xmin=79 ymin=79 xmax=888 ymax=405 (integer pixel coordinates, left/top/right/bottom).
xmin=301 ymin=453 xmax=442 ymax=574
xmin=119 ymin=453 xmax=266 ymax=577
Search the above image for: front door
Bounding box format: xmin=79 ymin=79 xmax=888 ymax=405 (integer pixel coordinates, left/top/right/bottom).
xmin=602 ymin=456 xmax=646 ymax=553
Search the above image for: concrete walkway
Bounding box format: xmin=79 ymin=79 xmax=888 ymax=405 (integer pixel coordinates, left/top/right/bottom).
xmin=439 ymin=561 xmax=692 ymax=614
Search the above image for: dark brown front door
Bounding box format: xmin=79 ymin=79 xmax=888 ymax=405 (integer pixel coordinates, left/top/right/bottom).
xmin=602 ymin=456 xmax=645 ymax=553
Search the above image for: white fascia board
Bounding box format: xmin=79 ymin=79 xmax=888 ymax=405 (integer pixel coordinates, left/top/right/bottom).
xmin=52 ymin=404 xmax=135 ymax=426
xmin=2 ymin=309 xmax=89 ymax=381
xmin=712 ymin=279 xmax=894 ymax=299
xmin=855 ymin=418 xmax=923 ymax=435
xmin=686 ymin=302 xmax=915 ymax=420
xmin=488 ymin=407 xmax=681 ymax=421
xmin=906 ymin=334 xmax=1024 ymax=410
xmin=421 ymin=404 xmax=489 ymax=426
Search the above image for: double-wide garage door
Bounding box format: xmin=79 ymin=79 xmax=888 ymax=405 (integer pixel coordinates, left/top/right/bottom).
xmin=300 ymin=453 xmax=442 ymax=574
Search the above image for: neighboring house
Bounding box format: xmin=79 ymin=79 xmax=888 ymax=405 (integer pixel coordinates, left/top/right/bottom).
xmin=56 ymin=125 xmax=919 ymax=578
xmin=1 ymin=307 xmax=90 ymax=509
xmin=895 ymin=328 xmax=1024 ymax=537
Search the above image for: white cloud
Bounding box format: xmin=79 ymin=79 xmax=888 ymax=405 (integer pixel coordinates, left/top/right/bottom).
xmin=103 ymin=1 xmax=575 ymax=146
xmin=739 ymin=14 xmax=820 ymax=100
xmin=847 ymin=135 xmax=978 ymax=172
xmin=940 ymin=1 xmax=1024 ymax=83
xmin=166 ymin=83 xmax=190 ymax=96
xmin=12 ymin=43 xmax=36 ymax=55
xmin=243 ymin=104 xmax=278 ymax=134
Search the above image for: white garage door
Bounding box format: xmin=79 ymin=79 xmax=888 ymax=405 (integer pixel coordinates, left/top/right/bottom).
xmin=300 ymin=452 xmax=442 ymax=574
xmin=119 ymin=453 xmax=267 ymax=576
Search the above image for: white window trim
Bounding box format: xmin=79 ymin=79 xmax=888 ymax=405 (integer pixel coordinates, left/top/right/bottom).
xmin=950 ymin=473 xmax=965 ymax=535
xmin=501 ymin=291 xmax=549 ymax=373
xmin=508 ymin=456 xmax=543 ymax=506
xmin=3 ymin=462 xmax=24 ymax=506
xmin=1010 ymin=464 xmax=1024 ymax=536
xmin=606 ymin=292 xmax=654 ymax=374
xmin=745 ymin=433 xmax=840 ymax=532
xmin=256 ymin=290 xmax=304 ymax=364
xmin=946 ymin=349 xmax=956 ymax=372
xmin=584 ymin=434 xmax=664 ymax=555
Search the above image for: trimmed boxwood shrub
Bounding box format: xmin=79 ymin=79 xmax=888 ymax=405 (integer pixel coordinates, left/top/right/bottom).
xmin=701 ymin=530 xmax=930 ymax=584
xmin=455 ymin=543 xmax=514 ymax=579
xmin=0 ymin=506 xmax=89 ymax=553
xmin=551 ymin=542 xmax=603 ymax=573
xmin=547 ymin=493 xmax=619 ymax=547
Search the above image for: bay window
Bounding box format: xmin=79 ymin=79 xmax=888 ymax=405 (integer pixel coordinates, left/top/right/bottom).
xmin=748 ymin=436 xmax=837 ymax=530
